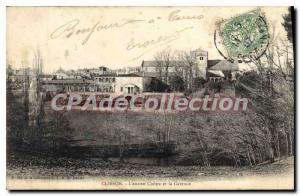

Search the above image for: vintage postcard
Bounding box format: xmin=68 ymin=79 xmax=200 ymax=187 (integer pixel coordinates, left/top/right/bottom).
xmin=6 ymin=6 xmax=295 ymax=190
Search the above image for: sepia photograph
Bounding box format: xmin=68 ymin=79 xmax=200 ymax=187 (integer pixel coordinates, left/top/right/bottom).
xmin=5 ymin=5 xmax=295 ymax=190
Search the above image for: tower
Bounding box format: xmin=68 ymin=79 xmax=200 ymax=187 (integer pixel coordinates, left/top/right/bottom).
xmin=193 ymin=49 xmax=208 ymax=79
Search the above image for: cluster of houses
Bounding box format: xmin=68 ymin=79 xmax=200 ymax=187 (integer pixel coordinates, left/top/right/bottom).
xmin=8 ymin=49 xmax=244 ymax=95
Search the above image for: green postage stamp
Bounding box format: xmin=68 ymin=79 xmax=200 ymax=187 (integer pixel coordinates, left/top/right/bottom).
xmin=216 ymin=9 xmax=269 ymax=62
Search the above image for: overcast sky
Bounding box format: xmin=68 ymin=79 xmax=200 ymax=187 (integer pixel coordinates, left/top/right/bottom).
xmin=7 ymin=6 xmax=288 ymax=73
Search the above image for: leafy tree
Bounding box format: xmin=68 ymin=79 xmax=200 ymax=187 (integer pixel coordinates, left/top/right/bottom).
xmin=169 ymin=75 xmax=185 ymax=92
xmin=193 ymin=77 xmax=206 ymax=90
xmin=282 ymin=7 xmax=293 ymax=43
xmin=7 ymin=75 xmax=28 ymax=150
xmin=147 ymin=78 xmax=169 ymax=92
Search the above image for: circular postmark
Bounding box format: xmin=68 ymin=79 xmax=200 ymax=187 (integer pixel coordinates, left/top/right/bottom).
xmin=214 ymin=9 xmax=269 ymax=63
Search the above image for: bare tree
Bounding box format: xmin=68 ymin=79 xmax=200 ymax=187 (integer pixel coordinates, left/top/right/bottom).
xmin=153 ymin=48 xmax=174 ymax=85
xmin=177 ymin=50 xmax=198 ymax=90
xmin=28 ymin=48 xmax=44 ymax=127
xmin=235 ymin=25 xmax=294 ymax=162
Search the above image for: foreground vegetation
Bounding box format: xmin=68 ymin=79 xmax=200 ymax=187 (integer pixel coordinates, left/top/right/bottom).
xmin=7 ymin=151 xmax=293 ymax=179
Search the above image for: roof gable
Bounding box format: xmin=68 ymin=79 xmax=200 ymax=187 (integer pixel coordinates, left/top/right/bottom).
xmin=208 ymin=60 xmax=239 ymax=71
xmin=207 ymin=60 xmax=222 ymax=68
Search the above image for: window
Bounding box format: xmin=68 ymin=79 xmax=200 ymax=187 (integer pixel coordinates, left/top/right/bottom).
xmin=121 ymin=87 xmax=123 ymax=92
xmin=199 ymin=56 xmax=204 ymax=60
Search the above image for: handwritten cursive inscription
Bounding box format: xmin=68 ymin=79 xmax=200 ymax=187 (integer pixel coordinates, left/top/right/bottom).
xmin=168 ymin=10 xmax=204 ymax=22
xmin=127 ymin=26 xmax=194 ymax=61
xmin=50 ymin=19 xmax=144 ymax=45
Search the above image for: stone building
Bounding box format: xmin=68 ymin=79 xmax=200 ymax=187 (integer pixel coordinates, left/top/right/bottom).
xmin=93 ymin=74 xmax=151 ymax=94
xmin=206 ymin=59 xmax=240 ymax=81
xmin=141 ymin=48 xmax=208 ymax=85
